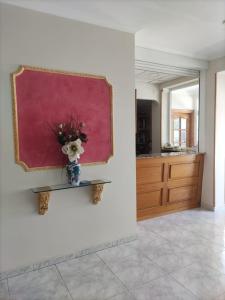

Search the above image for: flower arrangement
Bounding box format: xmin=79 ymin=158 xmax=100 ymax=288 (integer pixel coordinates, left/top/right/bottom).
xmin=53 ymin=116 xmax=88 ymax=162
xmin=52 ymin=116 xmax=88 ymax=186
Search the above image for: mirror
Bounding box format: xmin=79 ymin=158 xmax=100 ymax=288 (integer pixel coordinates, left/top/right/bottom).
xmin=135 ymin=68 xmax=199 ymax=155
xmin=161 ymin=78 xmax=199 ymax=152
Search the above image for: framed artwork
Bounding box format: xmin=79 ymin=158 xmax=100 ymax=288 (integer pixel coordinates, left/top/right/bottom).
xmin=11 ymin=66 xmax=113 ymax=171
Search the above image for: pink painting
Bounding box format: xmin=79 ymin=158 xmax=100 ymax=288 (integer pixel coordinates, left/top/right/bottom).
xmin=12 ymin=66 xmax=113 ymax=171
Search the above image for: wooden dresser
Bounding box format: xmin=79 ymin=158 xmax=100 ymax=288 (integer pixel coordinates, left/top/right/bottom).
xmin=136 ymin=153 xmax=204 ymax=220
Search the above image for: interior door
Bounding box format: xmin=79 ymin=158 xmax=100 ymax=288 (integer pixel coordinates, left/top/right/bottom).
xmin=171 ymin=110 xmax=194 ymax=147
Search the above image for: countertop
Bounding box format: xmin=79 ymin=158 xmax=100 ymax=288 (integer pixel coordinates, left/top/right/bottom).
xmin=136 ymin=152 xmax=204 ymax=159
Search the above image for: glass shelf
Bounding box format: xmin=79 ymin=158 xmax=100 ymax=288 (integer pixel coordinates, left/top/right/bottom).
xmin=32 ymin=180 xmax=111 ymax=193
xmin=32 ymin=180 xmax=111 ymax=215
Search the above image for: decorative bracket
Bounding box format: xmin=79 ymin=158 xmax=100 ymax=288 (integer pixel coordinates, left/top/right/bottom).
xmin=38 ymin=192 xmax=50 ymax=215
xmin=92 ymin=184 xmax=104 ymax=204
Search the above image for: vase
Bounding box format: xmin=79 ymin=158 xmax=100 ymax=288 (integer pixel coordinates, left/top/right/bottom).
xmin=66 ymin=160 xmax=81 ymax=186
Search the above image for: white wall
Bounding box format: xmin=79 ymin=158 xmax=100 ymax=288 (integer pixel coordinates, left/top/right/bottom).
xmin=215 ymin=71 xmax=225 ymax=208
xmin=198 ymin=70 xmax=207 ymax=152
xmin=0 ymin=4 xmax=136 ymax=272
xmin=161 ymin=89 xmax=170 ymax=146
xmin=201 ymin=56 xmax=225 ymax=209
xmin=136 ymin=81 xmax=159 ymax=101
xmin=151 ymin=101 xmax=161 ymax=153
xmin=171 ymin=85 xmax=199 ymax=110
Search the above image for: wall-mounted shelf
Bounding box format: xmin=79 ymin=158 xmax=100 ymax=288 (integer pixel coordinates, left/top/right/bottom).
xmin=31 ymin=180 xmax=111 ymax=215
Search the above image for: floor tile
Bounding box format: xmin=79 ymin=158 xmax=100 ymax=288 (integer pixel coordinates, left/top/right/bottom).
xmin=185 ymin=223 xmax=225 ymax=238
xmin=155 ymin=228 xmax=207 ymax=249
xmin=188 ymin=229 xmax=225 ymax=248
xmin=139 ymin=241 xmax=181 ymax=260
xmin=131 ymin=239 xmax=195 ymax=273
xmin=153 ymin=251 xmax=195 ymax=273
xmin=132 ymin=275 xmax=197 ymax=300
xmin=57 ymin=259 xmax=125 ymax=300
xmin=4 ymin=208 xmax=225 ymax=300
xmin=8 ymin=266 xmax=71 ymax=300
xmin=57 ymin=253 xmax=102 ymax=274
xmin=98 ymin=243 xmax=140 ymax=262
xmin=101 ymin=252 xmax=165 ymax=289
xmin=185 ymin=250 xmax=225 ymax=275
xmin=182 ymin=243 xmax=225 ymax=261
xmin=201 ymin=235 xmax=225 ymax=248
xmin=183 ymin=209 xmax=225 ymax=226
xmin=136 ymin=226 xmax=167 ymax=245
xmin=141 ymin=218 xmax=174 ymax=233
xmin=120 ymin=237 xmax=167 ymax=257
xmin=0 ymin=280 xmax=9 ymax=300
xmin=216 ymin=293 xmax=225 ymax=300
xmin=170 ymin=262 xmax=225 ymax=300
xmin=108 ymin=292 xmax=136 ymax=300
xmin=207 ymin=251 xmax=225 ymax=274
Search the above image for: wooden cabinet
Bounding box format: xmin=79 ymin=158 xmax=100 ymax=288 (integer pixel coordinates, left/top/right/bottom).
xmin=136 ymin=153 xmax=204 ymax=220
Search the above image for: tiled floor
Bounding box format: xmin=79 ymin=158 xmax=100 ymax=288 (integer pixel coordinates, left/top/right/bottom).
xmin=1 ymin=208 xmax=225 ymax=300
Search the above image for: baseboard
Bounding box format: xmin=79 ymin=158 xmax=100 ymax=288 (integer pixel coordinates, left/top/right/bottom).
xmin=200 ymin=203 xmax=215 ymax=211
xmin=213 ymin=205 xmax=225 ymax=212
xmin=0 ymin=234 xmax=137 ymax=280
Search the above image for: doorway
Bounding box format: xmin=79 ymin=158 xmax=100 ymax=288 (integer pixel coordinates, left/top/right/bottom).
xmin=215 ymin=70 xmax=225 ymax=208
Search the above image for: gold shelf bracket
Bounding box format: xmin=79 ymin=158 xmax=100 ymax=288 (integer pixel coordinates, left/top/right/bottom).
xmin=38 ymin=192 xmax=50 ymax=215
xmin=92 ymin=184 xmax=104 ymax=204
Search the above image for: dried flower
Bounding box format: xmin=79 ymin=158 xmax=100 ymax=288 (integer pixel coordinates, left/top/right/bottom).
xmin=79 ymin=133 xmax=88 ymax=143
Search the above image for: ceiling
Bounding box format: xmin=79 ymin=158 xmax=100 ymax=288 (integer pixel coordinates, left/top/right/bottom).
xmin=135 ymin=69 xmax=182 ymax=84
xmin=1 ymin=0 xmax=225 ymax=60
